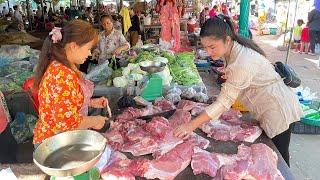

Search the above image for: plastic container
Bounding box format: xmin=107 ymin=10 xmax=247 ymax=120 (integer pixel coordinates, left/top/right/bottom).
xmin=141 ymin=74 xmax=163 ymax=101
xmin=292 ymin=121 xmax=320 ymax=134
xmin=269 ymin=28 xmax=277 ymax=35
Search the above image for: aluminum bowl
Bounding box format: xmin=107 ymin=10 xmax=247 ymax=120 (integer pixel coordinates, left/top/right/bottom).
xmin=33 ymin=130 xmax=107 ymax=177
xmin=139 ymin=61 xmax=166 ymax=73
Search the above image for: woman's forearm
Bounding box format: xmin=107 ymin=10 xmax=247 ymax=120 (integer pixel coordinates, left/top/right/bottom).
xmin=190 ymin=112 xmax=212 ymax=129
xmin=79 ymin=116 xmax=96 ymax=129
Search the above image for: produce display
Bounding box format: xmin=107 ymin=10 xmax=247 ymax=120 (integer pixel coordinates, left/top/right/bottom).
xmin=167 ymin=52 xmax=202 ymax=86
xmin=0 ymin=45 xmax=39 ymax=92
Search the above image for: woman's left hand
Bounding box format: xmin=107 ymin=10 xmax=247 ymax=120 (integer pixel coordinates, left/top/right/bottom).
xmin=90 ymin=97 xmax=108 ymax=109
xmin=113 ymin=48 xmax=122 ymax=56
xmin=174 ymin=122 xmax=196 ymax=139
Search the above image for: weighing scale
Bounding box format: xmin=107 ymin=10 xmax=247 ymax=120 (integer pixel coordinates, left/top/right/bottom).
xmin=136 ymin=61 xmax=165 ymax=101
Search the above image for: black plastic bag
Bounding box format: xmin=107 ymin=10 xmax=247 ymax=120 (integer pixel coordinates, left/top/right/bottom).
xmin=274 ymin=61 xmax=301 ymax=88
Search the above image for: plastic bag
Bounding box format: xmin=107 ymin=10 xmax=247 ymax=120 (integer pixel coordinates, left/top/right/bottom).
xmin=10 ymin=112 xmax=35 ymax=144
xmin=181 ymin=87 xmax=197 ymax=99
xmin=86 ymin=61 xmax=113 ymax=83
xmin=194 ymin=92 xmax=209 ymax=103
xmin=155 ymin=66 xmax=173 ymax=86
xmin=9 ymin=61 xmax=33 ymax=71
xmin=167 ymin=84 xmax=182 ymax=96
xmin=165 ymin=93 xmax=181 ymax=104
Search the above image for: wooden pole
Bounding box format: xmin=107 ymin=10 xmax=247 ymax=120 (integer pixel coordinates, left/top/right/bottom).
xmin=285 ymin=0 xmax=298 ymax=64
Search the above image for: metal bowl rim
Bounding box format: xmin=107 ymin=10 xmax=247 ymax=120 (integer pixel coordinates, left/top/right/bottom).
xmin=33 ymin=130 xmax=107 ymax=175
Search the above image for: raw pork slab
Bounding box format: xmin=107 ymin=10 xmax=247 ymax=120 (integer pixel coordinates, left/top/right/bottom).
xmin=200 ymin=120 xmax=262 ymax=143
xmin=177 ymin=100 xmax=198 ymax=111
xmin=152 ymin=131 xmax=183 ymax=159
xmin=121 ymin=136 xmax=159 ymax=156
xmin=139 ymin=141 xmax=195 ymax=180
xmin=154 ymin=99 xmax=176 ymax=111
xmin=191 ymin=143 xmax=284 ymax=180
xmin=144 ymin=116 xmax=171 ymax=138
xmin=101 ymin=151 xmax=135 ymax=180
xmin=169 ymin=109 xmax=192 ymax=129
xmin=191 ymin=147 xmax=237 ymax=177
xmin=220 ymin=143 xmax=284 ymax=180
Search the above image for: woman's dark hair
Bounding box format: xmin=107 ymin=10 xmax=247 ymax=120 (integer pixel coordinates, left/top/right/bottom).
xmin=100 ymin=14 xmax=113 ymax=22
xmin=34 ymin=20 xmax=98 ymax=89
xmin=200 ymin=15 xmax=266 ymax=57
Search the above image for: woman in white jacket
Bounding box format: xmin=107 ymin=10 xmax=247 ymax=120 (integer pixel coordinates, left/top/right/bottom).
xmin=174 ymin=15 xmax=303 ymax=166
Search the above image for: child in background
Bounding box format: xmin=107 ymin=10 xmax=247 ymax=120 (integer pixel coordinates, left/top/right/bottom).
xmin=293 ymin=19 xmax=303 ymax=52
xmin=300 ymin=23 xmax=310 ymax=54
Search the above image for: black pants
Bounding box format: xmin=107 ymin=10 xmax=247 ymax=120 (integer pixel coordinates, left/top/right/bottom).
xmin=0 ymin=127 xmax=18 ymax=163
xmin=272 ymin=124 xmax=293 ymax=167
xmin=309 ymin=30 xmax=320 ymax=53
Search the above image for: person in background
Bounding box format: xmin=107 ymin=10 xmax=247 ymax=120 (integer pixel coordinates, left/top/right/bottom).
xmin=8 ymin=8 xmax=13 ymax=17
xmin=112 ymin=15 xmax=122 ymax=32
xmin=300 ymin=23 xmax=310 ymax=54
xmin=93 ymin=15 xmax=130 ymax=65
xmin=308 ymin=7 xmax=320 ymax=55
xmin=13 ymin=5 xmax=23 ymax=22
xmin=174 ymin=15 xmax=302 ymax=166
xmin=43 ymin=6 xmax=48 ymax=20
xmin=2 ymin=7 xmax=8 ymax=16
xmin=48 ymin=7 xmax=53 ymax=21
xmin=129 ymin=9 xmax=141 ymax=47
xmin=209 ymin=5 xmax=218 ymax=18
xmin=0 ymin=91 xmax=18 ymax=163
xmin=33 ymin=20 xmax=108 ymax=145
xmin=187 ymin=16 xmax=197 ymax=34
xmin=199 ymin=7 xmax=209 ymax=27
xmin=44 ymin=18 xmax=54 ymax=30
xmin=293 ymin=19 xmax=303 ymax=52
xmin=13 ymin=5 xmax=24 ymax=31
xmin=36 ymin=6 xmax=42 ymax=19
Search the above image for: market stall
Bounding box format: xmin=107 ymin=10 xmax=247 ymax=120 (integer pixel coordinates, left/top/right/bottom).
xmin=0 ymin=56 xmax=296 ymax=179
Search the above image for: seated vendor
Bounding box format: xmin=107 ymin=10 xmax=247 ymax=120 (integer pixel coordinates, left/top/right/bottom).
xmin=93 ymin=15 xmax=130 ymax=65
xmin=33 ymin=20 xmax=109 ymax=145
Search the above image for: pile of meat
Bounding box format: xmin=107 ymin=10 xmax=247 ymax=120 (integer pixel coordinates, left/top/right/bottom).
xmin=101 ymin=99 xmax=277 ymax=180
xmin=177 ymin=100 xmax=262 ymax=143
xmin=102 ymin=99 xmax=210 ymax=179
xmin=191 ymin=143 xmax=284 ymax=180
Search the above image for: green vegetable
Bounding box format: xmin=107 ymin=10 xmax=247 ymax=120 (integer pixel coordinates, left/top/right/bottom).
xmin=132 ymin=51 xmax=156 ymax=63
xmin=113 ymin=76 xmax=128 ymax=88
xmin=162 ymin=51 xmax=176 ymax=65
xmin=168 ymin=52 xmax=202 ymax=86
xmin=111 ymin=69 xmax=123 ymax=79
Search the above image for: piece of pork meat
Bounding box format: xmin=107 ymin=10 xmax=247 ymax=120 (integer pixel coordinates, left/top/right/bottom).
xmin=177 ymin=100 xmax=198 ymax=111
xmin=154 ymin=99 xmax=176 ymax=111
xmin=191 ymin=147 xmax=237 ymax=177
xmin=137 ymin=141 xmax=195 ymax=180
xmin=144 ymin=116 xmax=171 ymax=139
xmin=121 ymin=136 xmax=159 ymax=157
xmin=200 ymin=120 xmax=262 ymax=143
xmin=169 ymin=109 xmax=192 ymax=129
xmin=191 ymin=144 xmax=284 ymax=180
xmin=101 ymin=151 xmax=135 ymax=180
xmin=220 ymin=143 xmax=284 ymax=180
